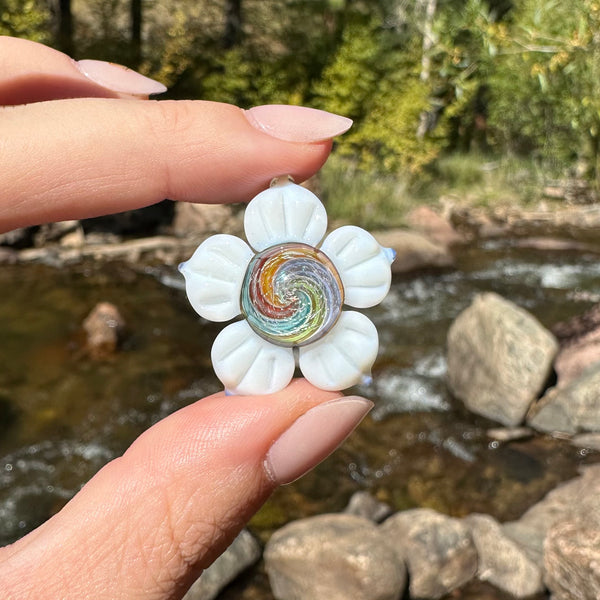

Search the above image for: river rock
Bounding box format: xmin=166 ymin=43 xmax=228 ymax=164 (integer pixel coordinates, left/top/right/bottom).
xmin=552 ymin=304 xmax=600 ymax=388
xmin=446 ymin=292 xmax=558 ymax=426
xmin=373 ymin=230 xmax=454 ymax=274
xmin=82 ymin=302 xmax=125 ymax=359
xmin=265 ymin=513 xmax=405 ymax=600
xmin=502 ymin=464 xmax=600 ymax=565
xmin=527 ymin=362 xmax=600 ymax=434
xmin=343 ymin=491 xmax=394 ymax=523
xmin=183 ymin=529 xmax=261 ymax=600
xmin=172 ymin=202 xmax=241 ymax=236
xmin=544 ymin=520 xmax=600 ymax=600
xmin=464 ymin=513 xmax=543 ymax=598
xmin=380 ymin=508 xmax=477 ymax=599
xmin=405 ymin=206 xmax=464 ymax=247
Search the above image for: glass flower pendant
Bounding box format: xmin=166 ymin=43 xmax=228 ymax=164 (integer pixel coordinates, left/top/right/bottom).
xmin=179 ymin=177 xmax=395 ymax=395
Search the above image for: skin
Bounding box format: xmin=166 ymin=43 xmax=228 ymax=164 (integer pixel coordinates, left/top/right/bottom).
xmin=0 ymin=36 xmax=341 ymax=599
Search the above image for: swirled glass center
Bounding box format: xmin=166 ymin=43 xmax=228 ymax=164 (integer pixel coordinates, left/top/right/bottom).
xmin=241 ymin=243 xmax=344 ymax=347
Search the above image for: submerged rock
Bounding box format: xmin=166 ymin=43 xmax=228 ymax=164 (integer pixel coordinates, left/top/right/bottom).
xmin=527 ymin=362 xmax=600 ymax=434
xmin=183 ymin=529 xmax=260 ymax=600
xmin=544 ymin=520 xmax=600 ymax=600
xmin=446 ymin=292 xmax=558 ymax=426
xmin=380 ymin=508 xmax=477 ymax=600
xmin=82 ymin=302 xmax=125 ymax=360
xmin=265 ymin=513 xmax=404 ymax=600
xmin=464 ymin=513 xmax=543 ymax=598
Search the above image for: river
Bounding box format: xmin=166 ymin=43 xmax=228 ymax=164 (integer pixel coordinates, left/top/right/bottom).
xmin=1 ymin=241 xmax=599 ymax=597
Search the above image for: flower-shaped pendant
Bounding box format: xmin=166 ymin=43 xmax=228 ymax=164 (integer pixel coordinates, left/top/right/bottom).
xmin=179 ymin=177 xmax=395 ymax=395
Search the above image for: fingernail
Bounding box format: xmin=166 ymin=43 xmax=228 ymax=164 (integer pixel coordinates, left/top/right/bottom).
xmin=76 ymin=59 xmax=167 ymax=96
xmin=265 ymin=396 xmax=372 ymax=485
xmin=244 ymin=105 xmax=353 ymax=143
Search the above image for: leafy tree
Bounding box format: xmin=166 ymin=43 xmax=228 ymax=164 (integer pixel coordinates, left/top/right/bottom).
xmin=486 ymin=0 xmax=600 ymax=180
xmin=0 ymin=0 xmax=49 ymax=41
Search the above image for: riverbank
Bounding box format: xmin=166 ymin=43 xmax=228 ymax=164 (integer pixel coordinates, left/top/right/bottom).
xmin=2 ymin=201 xmax=600 ymax=273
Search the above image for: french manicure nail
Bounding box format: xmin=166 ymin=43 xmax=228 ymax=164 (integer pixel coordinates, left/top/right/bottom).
xmin=265 ymin=396 xmax=373 ymax=485
xmin=76 ymin=59 xmax=167 ymax=96
xmin=244 ymin=104 xmax=353 ymax=143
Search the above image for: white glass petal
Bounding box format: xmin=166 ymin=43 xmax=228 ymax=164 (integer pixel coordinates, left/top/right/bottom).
xmin=211 ymin=320 xmax=295 ymax=395
xmin=320 ymin=226 xmax=393 ymax=309
xmin=298 ymin=311 xmax=378 ymax=391
xmin=244 ymin=180 xmax=327 ymax=252
xmin=179 ymin=234 xmax=253 ymax=322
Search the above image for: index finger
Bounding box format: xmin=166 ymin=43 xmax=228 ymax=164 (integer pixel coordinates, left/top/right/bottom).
xmin=0 ymin=99 xmax=351 ymax=231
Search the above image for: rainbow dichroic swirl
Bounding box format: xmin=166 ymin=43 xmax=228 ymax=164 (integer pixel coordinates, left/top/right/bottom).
xmin=241 ymin=243 xmax=344 ymax=347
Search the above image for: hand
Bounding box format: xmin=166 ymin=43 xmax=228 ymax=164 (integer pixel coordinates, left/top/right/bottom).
xmin=0 ymin=36 xmax=371 ymax=599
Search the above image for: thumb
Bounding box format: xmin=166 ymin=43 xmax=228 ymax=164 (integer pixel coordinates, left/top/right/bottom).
xmin=1 ymin=380 xmax=372 ymax=599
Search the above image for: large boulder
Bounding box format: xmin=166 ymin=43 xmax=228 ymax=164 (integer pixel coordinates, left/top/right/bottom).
xmin=544 ymin=520 xmax=600 ymax=600
xmin=183 ymin=529 xmax=261 ymax=600
xmin=446 ymin=292 xmax=558 ymax=426
xmin=380 ymin=508 xmax=477 ymax=600
xmin=502 ymin=464 xmax=600 ymax=566
xmin=265 ymin=513 xmax=404 ymax=600
xmin=464 ymin=513 xmax=543 ymax=598
xmin=527 ymin=362 xmax=600 ymax=434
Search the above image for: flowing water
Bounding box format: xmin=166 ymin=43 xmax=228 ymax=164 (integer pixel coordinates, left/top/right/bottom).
xmin=1 ymin=242 xmax=600 ymax=597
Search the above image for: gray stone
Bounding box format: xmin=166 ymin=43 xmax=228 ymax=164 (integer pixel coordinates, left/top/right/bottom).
xmin=464 ymin=513 xmax=543 ymax=598
xmin=502 ymin=464 xmax=600 ymax=566
xmin=446 ymin=292 xmax=558 ymax=426
xmin=380 ymin=508 xmax=477 ymax=599
xmin=265 ymin=513 xmax=404 ymax=600
xmin=528 ymin=362 xmax=600 ymax=434
xmin=343 ymin=491 xmax=393 ymax=523
xmin=544 ymin=520 xmax=600 ymax=600
xmin=183 ymin=529 xmax=261 ymax=600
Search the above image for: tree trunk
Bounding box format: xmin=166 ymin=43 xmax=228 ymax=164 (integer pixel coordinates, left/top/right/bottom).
xmin=416 ymin=0 xmax=437 ymax=139
xmin=223 ymin=0 xmax=242 ymax=49
xmin=56 ymin=0 xmax=73 ymax=55
xmin=131 ymin=0 xmax=142 ymax=66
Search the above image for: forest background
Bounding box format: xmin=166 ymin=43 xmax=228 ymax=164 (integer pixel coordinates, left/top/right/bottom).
xmin=2 ymin=0 xmax=599 ymax=228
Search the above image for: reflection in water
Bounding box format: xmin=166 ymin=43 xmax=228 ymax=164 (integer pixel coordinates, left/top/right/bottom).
xmin=1 ymin=245 xmax=600 ymax=548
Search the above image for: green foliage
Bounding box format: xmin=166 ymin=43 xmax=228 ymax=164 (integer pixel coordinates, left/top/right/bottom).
xmin=485 ymin=0 xmax=600 ymax=179
xmin=318 ymin=154 xmax=409 ymax=228
xmin=315 ymin=16 xmax=442 ymax=174
xmin=4 ymin=0 xmax=600 ymax=196
xmin=351 ymin=73 xmax=441 ymax=174
xmin=426 ymin=152 xmax=553 ymax=207
xmin=313 ymin=17 xmax=385 ymax=121
xmin=0 ymin=0 xmax=49 ymax=41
